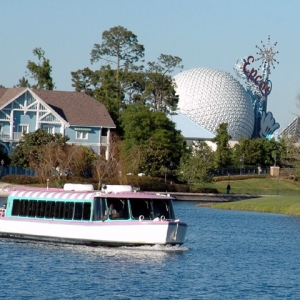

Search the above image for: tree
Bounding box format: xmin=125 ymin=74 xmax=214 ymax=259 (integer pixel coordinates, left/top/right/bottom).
xmin=177 ymin=141 xmax=214 ymax=186
xmin=10 ymin=129 xmax=95 ymax=183
xmin=26 ymin=47 xmax=55 ymax=90
xmin=40 ymin=143 xmax=93 ymax=182
xmin=71 ymin=67 xmax=99 ymax=96
xmin=92 ymin=133 xmax=124 ymax=189
xmin=11 ymin=129 xmax=69 ymax=169
xmin=213 ymin=123 xmax=232 ymax=168
xmin=144 ymin=54 xmax=183 ymax=111
xmin=121 ymin=103 xmax=185 ymax=176
xmin=232 ymin=137 xmax=284 ymax=168
xmin=90 ymin=25 xmax=145 ymax=72
xmin=90 ymin=26 xmax=145 ymax=124
xmin=15 ymin=76 xmax=31 ymax=88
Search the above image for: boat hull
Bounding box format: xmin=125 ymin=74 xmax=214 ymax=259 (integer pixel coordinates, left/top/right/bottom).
xmin=0 ymin=218 xmax=188 ymax=246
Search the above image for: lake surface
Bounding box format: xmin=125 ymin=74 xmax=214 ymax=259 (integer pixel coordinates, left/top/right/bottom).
xmin=1 ymin=199 xmax=300 ymax=299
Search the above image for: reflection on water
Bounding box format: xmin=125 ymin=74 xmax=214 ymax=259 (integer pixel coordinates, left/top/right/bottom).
xmin=70 ymin=244 xmax=189 ymax=261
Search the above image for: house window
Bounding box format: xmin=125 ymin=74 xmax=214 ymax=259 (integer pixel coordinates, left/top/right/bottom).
xmin=76 ymin=130 xmax=88 ymax=139
xmin=44 ymin=126 xmax=54 ymax=134
xmin=19 ymin=125 xmax=29 ymax=135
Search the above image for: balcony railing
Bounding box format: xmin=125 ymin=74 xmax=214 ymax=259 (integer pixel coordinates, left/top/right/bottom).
xmin=13 ymin=132 xmax=24 ymax=141
xmin=0 ymin=132 xmax=24 ymax=141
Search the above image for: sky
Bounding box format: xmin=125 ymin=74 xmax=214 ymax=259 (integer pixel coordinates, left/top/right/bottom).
xmin=1 ymin=0 xmax=300 ymax=131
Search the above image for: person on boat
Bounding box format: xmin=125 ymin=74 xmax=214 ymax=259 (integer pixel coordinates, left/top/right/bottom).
xmin=106 ymin=204 xmax=117 ymax=215
xmin=104 ymin=203 xmax=119 ymax=219
xmin=0 ymin=204 xmax=6 ymax=217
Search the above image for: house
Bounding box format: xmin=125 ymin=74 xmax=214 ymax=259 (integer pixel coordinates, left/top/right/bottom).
xmin=0 ymin=88 xmax=116 ymax=160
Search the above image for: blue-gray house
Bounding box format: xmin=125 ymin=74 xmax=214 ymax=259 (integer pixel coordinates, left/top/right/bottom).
xmin=0 ymin=88 xmax=116 ymax=160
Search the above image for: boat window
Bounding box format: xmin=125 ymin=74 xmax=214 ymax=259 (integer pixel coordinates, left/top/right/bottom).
xmin=20 ymin=199 xmax=29 ymax=216
xmin=36 ymin=201 xmax=46 ymax=218
xmin=82 ymin=202 xmax=91 ymax=220
xmin=64 ymin=202 xmax=74 ymax=219
xmin=118 ymin=199 xmax=129 ymax=219
xmin=54 ymin=202 xmax=65 ymax=219
xmin=12 ymin=199 xmax=21 ymax=216
xmin=92 ymin=197 xmax=106 ymax=221
xmin=129 ymin=199 xmax=152 ymax=220
xmin=45 ymin=201 xmax=55 ymax=218
xmin=105 ymin=198 xmax=129 ymax=220
xmin=152 ymin=200 xmax=174 ymax=219
xmin=74 ymin=202 xmax=83 ymax=220
xmin=28 ymin=200 xmax=37 ymax=217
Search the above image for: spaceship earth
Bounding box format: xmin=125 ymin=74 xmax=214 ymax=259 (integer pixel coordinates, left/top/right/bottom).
xmin=173 ymin=68 xmax=255 ymax=140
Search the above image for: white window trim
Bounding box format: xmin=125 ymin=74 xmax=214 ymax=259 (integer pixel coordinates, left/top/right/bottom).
xmin=44 ymin=126 xmax=55 ymax=134
xmin=76 ymin=130 xmax=88 ymax=140
xmin=19 ymin=124 xmax=29 ymax=135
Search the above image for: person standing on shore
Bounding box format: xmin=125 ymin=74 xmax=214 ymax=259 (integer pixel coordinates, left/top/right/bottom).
xmin=227 ymin=184 xmax=231 ymax=194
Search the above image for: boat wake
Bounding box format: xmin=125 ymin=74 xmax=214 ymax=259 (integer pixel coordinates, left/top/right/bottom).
xmin=119 ymin=244 xmax=189 ymax=252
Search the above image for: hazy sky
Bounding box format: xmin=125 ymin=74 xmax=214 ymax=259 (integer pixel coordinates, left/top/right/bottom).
xmin=1 ymin=0 xmax=299 ymax=130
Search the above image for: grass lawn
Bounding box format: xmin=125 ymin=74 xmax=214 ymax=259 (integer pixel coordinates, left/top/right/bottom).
xmin=203 ymin=178 xmax=300 ymax=195
xmin=212 ymin=195 xmax=300 ymax=217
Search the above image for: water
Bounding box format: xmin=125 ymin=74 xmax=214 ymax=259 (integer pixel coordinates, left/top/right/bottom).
xmin=1 ymin=199 xmax=300 ymax=299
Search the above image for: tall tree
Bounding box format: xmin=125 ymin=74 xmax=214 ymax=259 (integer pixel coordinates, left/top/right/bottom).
xmin=26 ymin=47 xmax=55 ymax=90
xmin=91 ymin=26 xmax=145 ymax=114
xmin=90 ymin=25 xmax=145 ymax=72
xmin=144 ymin=54 xmax=183 ymax=111
xmin=213 ymin=123 xmax=232 ymax=168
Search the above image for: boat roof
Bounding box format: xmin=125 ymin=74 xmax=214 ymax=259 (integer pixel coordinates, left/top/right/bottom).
xmin=8 ymin=187 xmax=174 ymax=201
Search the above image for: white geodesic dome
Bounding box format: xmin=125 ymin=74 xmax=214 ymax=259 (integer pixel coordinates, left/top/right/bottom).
xmin=173 ymin=68 xmax=254 ymax=140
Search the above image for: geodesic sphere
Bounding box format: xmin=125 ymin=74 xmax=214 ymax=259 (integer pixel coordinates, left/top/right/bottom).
xmin=173 ymin=68 xmax=254 ymax=140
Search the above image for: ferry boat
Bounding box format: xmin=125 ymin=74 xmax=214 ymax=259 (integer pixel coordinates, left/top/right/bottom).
xmin=0 ymin=184 xmax=188 ymax=246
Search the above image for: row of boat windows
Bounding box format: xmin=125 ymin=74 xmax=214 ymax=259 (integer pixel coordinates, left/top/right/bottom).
xmin=9 ymin=198 xmax=175 ymax=221
xmin=11 ymin=199 xmax=91 ymax=220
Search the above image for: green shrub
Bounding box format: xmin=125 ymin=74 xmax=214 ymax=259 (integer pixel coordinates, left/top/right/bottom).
xmin=2 ymin=175 xmax=40 ymax=184
xmin=192 ymin=187 xmax=219 ymax=194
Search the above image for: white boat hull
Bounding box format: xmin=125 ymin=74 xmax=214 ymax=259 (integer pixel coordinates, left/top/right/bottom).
xmin=0 ymin=218 xmax=187 ymax=246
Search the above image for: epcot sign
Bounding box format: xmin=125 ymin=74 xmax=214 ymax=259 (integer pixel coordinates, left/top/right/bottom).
xmin=234 ymin=36 xmax=280 ymax=138
xmin=242 ymin=55 xmax=271 ymax=98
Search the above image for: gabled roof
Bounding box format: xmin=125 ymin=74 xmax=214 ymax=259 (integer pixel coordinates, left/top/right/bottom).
xmin=0 ymin=87 xmax=25 ymax=105
xmin=168 ymin=112 xmax=215 ymax=140
xmin=0 ymin=88 xmax=116 ymax=128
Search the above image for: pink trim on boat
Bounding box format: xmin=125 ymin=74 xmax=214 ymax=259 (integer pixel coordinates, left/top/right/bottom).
xmin=0 ymin=217 xmax=186 ymax=226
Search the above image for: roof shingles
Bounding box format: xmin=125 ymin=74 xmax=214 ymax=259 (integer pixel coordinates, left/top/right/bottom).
xmin=0 ymin=88 xmax=115 ymax=128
